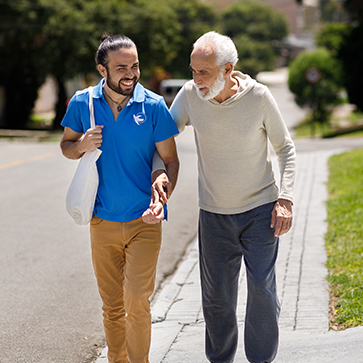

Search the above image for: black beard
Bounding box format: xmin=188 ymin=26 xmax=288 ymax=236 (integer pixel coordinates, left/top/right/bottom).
xmin=105 ymin=69 xmax=138 ymax=96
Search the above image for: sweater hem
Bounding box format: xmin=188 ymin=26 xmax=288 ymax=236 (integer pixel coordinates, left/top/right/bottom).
xmin=199 ymin=196 xmax=279 ymax=215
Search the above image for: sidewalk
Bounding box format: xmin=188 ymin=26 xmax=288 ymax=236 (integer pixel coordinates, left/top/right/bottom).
xmin=95 ymin=142 xmax=363 ymax=363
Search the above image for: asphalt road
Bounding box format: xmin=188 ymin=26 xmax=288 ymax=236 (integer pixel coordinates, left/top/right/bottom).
xmin=0 ymin=128 xmax=198 ymax=363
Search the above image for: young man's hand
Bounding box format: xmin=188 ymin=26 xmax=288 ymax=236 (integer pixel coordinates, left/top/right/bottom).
xmin=142 ymin=202 xmax=164 ymax=224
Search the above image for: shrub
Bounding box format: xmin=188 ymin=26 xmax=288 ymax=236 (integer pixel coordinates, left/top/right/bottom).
xmin=288 ymin=48 xmax=344 ymax=133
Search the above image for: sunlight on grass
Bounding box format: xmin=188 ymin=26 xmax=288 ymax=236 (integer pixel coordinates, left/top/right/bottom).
xmin=326 ymin=149 xmax=363 ymax=329
xmin=294 ymin=110 xmax=363 ymax=139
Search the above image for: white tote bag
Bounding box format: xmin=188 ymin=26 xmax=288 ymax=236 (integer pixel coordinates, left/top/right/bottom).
xmin=66 ymin=86 xmax=102 ymax=225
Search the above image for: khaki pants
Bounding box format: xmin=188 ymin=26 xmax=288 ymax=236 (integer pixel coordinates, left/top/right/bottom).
xmin=90 ymin=216 xmax=162 ymax=363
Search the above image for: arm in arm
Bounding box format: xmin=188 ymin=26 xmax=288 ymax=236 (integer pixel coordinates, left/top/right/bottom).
xmin=142 ymin=136 xmax=179 ymax=224
xmin=155 ymin=136 xmax=179 ymax=196
xmin=150 ymin=85 xmax=190 ymax=203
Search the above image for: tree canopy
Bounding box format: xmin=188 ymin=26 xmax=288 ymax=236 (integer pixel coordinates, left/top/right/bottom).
xmin=288 ymin=48 xmax=343 ymax=131
xmin=0 ymin=0 xmax=289 ymax=129
xmin=221 ymin=0 xmax=288 ymax=77
xmin=316 ymin=0 xmax=363 ymax=112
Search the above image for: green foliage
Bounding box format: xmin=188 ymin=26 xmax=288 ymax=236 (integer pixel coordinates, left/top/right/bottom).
xmin=338 ymin=23 xmax=363 ymax=112
xmin=222 ymin=0 xmax=288 ymax=41
xmin=0 ymin=0 xmax=288 ymax=128
xmin=221 ymin=0 xmax=288 ymax=77
xmin=0 ymin=0 xmax=50 ymax=129
xmin=0 ymin=0 xmax=183 ymax=128
xmin=164 ymin=0 xmax=217 ymax=79
xmin=319 ymin=0 xmax=348 ymax=22
xmin=326 ymin=149 xmax=363 ymax=328
xmin=119 ymin=0 xmax=181 ymax=74
xmin=316 ymin=22 xmax=353 ymax=57
xmin=233 ymin=34 xmax=276 ymax=77
xmin=288 ymin=48 xmax=343 ymax=128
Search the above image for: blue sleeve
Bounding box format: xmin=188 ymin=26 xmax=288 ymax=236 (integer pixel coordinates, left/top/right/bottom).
xmin=60 ymin=93 xmax=85 ymax=134
xmin=153 ymin=98 xmax=179 ymax=143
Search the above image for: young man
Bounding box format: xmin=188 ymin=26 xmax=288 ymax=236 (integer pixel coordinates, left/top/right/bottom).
xmin=152 ymin=31 xmax=296 ymax=363
xmin=60 ymin=34 xmax=179 ymax=363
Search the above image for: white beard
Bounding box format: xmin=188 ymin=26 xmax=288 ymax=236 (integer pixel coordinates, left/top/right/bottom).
xmin=194 ymin=71 xmax=226 ymax=101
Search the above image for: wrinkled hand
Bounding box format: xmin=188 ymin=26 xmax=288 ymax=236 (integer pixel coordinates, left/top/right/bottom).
xmin=81 ymin=125 xmax=104 ymax=152
xmin=151 ymin=170 xmax=172 ymax=205
xmin=270 ymin=199 xmax=293 ymax=237
xmin=142 ymin=202 xmax=164 ymax=224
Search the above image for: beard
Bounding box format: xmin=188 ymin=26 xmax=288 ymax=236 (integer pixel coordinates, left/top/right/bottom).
xmin=106 ymin=68 xmax=139 ymax=96
xmin=194 ymin=71 xmax=226 ymax=101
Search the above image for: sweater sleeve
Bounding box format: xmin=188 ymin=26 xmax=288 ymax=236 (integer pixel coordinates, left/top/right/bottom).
xmin=170 ymin=84 xmax=191 ymax=133
xmin=151 ymin=85 xmax=191 ymax=173
xmin=262 ymin=86 xmax=296 ymax=203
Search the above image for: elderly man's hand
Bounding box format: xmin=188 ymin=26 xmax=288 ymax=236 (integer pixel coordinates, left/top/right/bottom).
xmin=151 ymin=170 xmax=172 ymax=205
xmin=270 ymin=199 xmax=293 ymax=237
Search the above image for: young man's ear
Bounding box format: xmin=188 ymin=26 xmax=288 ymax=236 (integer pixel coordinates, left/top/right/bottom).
xmin=98 ymin=64 xmax=107 ymax=78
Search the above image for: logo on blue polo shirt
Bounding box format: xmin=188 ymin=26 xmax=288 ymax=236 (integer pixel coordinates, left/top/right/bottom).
xmin=133 ymin=112 xmax=147 ymax=126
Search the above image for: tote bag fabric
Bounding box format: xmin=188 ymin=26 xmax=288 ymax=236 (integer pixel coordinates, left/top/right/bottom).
xmin=66 ymin=86 xmax=102 ymax=225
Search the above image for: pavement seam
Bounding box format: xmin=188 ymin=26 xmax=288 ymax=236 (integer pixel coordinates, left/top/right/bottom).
xmin=294 ymin=152 xmax=316 ymax=330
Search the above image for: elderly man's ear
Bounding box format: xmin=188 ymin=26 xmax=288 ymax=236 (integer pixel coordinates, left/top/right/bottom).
xmin=224 ymin=62 xmax=234 ymax=75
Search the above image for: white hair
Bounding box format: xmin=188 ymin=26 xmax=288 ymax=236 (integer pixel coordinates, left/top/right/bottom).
xmin=193 ymin=31 xmax=239 ymax=69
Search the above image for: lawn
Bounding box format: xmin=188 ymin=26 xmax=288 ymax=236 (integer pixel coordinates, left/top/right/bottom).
xmin=294 ymin=109 xmax=363 ymax=139
xmin=326 ymin=148 xmax=363 ymax=329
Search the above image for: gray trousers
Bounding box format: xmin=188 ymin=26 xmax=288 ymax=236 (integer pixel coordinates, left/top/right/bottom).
xmin=199 ymin=203 xmax=280 ymax=363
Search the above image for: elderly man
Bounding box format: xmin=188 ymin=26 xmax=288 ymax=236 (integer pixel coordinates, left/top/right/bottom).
xmin=151 ymin=31 xmax=296 ymax=363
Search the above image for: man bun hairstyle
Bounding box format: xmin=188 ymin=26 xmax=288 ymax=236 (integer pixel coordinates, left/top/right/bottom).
xmin=96 ymin=33 xmax=137 ymax=67
xmin=193 ymin=31 xmax=238 ymax=69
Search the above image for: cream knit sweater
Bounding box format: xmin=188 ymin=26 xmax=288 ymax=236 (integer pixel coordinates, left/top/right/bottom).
xmin=170 ymin=71 xmax=296 ymax=215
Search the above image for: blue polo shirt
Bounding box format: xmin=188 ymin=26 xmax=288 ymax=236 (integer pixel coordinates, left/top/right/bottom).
xmin=61 ymin=79 xmax=178 ymax=222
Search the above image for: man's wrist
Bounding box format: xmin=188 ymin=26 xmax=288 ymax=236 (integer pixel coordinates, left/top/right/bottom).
xmin=278 ymin=198 xmax=293 ymax=205
xmin=152 ymin=169 xmax=166 ymax=183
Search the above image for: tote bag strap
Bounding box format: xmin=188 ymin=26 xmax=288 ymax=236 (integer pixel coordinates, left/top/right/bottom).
xmin=88 ymin=86 xmax=96 ymax=129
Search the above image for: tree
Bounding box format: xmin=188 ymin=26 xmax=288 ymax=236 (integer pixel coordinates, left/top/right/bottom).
xmin=319 ymin=0 xmax=348 ymax=22
xmin=0 ymin=0 xmax=49 ymax=129
xmin=338 ymin=23 xmax=363 ymax=112
xmin=164 ymin=0 xmax=217 ymax=79
xmin=0 ymin=0 xmax=184 ymax=129
xmin=232 ymin=34 xmax=276 ymax=77
xmin=42 ymin=0 xmax=181 ymax=127
xmin=336 ymin=0 xmax=363 ymax=112
xmin=221 ymin=0 xmax=288 ymax=77
xmin=288 ymin=48 xmax=343 ymax=135
xmin=315 ymin=22 xmax=353 ymax=57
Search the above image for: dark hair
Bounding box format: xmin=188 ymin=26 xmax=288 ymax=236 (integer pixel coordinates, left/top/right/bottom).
xmin=95 ymin=33 xmax=137 ymax=67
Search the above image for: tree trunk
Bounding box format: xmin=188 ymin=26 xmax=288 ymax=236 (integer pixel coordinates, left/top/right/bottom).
xmin=2 ymin=68 xmax=42 ymax=129
xmin=53 ymin=77 xmax=68 ymax=130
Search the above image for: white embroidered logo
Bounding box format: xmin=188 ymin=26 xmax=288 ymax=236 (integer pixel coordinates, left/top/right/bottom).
xmin=133 ymin=112 xmax=147 ymax=125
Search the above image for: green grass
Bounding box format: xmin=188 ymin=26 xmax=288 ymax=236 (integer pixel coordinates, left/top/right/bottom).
xmin=294 ymin=115 xmax=329 ymax=138
xmin=348 ymin=110 xmax=363 ymax=124
xmin=294 ymin=110 xmax=363 ymax=139
xmin=326 ymin=148 xmax=363 ymax=329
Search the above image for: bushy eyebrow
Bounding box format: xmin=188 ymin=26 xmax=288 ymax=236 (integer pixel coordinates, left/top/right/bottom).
xmin=189 ymin=65 xmax=208 ymax=73
xmin=116 ymin=62 xmax=139 ymax=68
